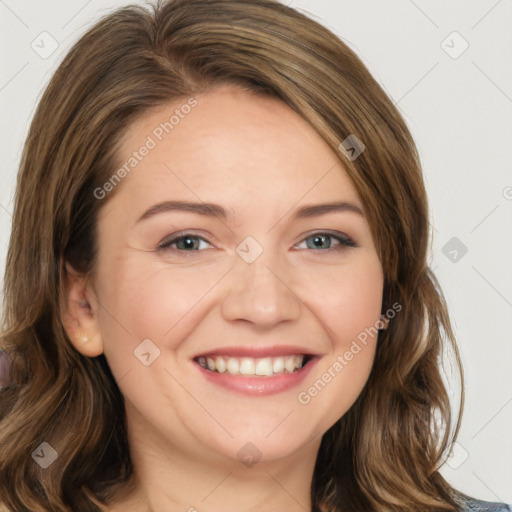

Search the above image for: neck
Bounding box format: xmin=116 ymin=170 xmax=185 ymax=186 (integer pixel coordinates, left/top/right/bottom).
xmin=109 ymin=403 xmax=321 ymax=512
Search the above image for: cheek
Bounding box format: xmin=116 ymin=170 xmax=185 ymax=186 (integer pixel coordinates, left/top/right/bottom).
xmin=293 ymin=256 xmax=383 ymax=426
xmin=299 ymin=254 xmax=384 ymax=345
xmin=94 ymin=258 xmax=230 ymax=366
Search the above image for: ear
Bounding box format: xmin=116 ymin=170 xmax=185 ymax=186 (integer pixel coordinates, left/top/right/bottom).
xmin=377 ymin=315 xmax=390 ymax=330
xmin=60 ymin=261 xmax=104 ymax=357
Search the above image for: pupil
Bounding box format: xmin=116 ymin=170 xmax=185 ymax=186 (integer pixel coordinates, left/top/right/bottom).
xmin=312 ymin=235 xmax=329 ymax=249
xmin=180 ymin=237 xmax=196 ymax=250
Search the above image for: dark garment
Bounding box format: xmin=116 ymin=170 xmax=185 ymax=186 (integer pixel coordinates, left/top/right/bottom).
xmin=460 ymin=496 xmax=511 ymax=511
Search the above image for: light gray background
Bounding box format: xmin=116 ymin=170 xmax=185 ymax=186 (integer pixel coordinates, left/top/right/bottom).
xmin=0 ymin=0 xmax=511 ymax=505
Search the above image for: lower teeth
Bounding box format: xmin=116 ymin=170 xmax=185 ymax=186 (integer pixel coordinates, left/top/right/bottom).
xmin=209 ymin=368 xmax=298 ymax=375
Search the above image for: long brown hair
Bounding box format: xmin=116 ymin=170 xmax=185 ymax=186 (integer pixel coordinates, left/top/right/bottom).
xmin=0 ymin=0 xmax=466 ymax=510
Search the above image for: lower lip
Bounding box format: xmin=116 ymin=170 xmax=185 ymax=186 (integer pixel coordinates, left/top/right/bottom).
xmin=194 ymin=358 xmax=318 ymax=396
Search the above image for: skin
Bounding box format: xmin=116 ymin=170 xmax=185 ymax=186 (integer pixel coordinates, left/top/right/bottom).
xmin=63 ymin=84 xmax=385 ymax=512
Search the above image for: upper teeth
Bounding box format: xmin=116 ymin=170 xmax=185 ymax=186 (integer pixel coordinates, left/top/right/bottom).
xmin=196 ymin=355 xmax=305 ymax=376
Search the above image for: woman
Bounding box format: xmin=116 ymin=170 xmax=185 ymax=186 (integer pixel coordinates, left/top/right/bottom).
xmin=0 ymin=0 xmax=509 ymax=511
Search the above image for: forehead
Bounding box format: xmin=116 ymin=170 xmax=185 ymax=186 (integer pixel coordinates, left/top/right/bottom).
xmin=111 ymin=85 xmax=362 ymax=217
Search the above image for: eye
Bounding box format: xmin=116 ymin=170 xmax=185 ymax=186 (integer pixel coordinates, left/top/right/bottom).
xmin=158 ymin=232 xmax=212 ymax=253
xmin=157 ymin=230 xmax=357 ymax=256
xmin=296 ymin=231 xmax=357 ymax=253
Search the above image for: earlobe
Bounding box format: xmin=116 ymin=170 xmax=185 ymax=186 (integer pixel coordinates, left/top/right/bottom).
xmin=71 ymin=329 xmax=104 ymax=357
xmin=377 ymin=315 xmax=390 ymax=330
xmin=61 ymin=261 xmax=104 ymax=357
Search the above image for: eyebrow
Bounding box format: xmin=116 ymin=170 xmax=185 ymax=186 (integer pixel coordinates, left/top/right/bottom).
xmin=136 ymin=200 xmax=364 ymax=223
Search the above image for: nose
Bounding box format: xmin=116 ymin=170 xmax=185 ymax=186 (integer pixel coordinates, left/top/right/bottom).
xmin=221 ymin=250 xmax=301 ymax=328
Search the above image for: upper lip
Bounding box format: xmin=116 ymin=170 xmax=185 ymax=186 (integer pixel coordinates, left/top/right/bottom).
xmin=193 ymin=345 xmax=319 ymax=359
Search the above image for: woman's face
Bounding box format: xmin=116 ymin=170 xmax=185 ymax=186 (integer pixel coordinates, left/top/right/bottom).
xmin=87 ymin=85 xmax=384 ymax=465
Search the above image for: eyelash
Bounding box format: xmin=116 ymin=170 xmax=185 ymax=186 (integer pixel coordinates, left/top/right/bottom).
xmin=157 ymin=230 xmax=357 ymax=256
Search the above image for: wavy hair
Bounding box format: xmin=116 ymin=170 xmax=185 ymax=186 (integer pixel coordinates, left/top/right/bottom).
xmin=0 ymin=0 xmax=466 ymax=510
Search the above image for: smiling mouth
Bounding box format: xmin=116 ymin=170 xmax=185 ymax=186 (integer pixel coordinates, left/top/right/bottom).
xmin=194 ymin=354 xmax=314 ymax=376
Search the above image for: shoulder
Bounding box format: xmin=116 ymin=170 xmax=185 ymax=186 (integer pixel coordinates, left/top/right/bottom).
xmin=459 ymin=497 xmax=511 ymax=512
